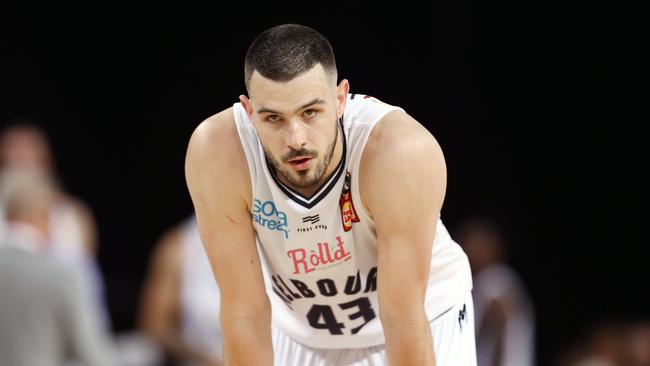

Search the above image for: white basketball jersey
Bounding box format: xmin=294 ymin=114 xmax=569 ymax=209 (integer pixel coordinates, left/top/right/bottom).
xmin=233 ymin=93 xmax=472 ymax=349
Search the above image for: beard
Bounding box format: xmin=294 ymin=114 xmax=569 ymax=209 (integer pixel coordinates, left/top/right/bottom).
xmin=264 ymin=120 xmax=339 ymax=189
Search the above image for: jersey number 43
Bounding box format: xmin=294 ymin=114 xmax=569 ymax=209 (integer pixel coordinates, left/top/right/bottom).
xmin=306 ymin=297 xmax=376 ymax=335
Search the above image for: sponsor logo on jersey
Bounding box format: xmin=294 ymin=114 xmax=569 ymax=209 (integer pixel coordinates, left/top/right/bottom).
xmin=297 ymin=214 xmax=328 ymax=232
xmin=269 ymin=267 xmax=378 ymax=335
xmin=339 ymin=171 xmax=360 ymax=232
xmin=458 ymin=304 xmax=468 ymax=330
xmin=252 ymin=198 xmax=289 ymax=239
xmin=302 ymin=214 xmax=320 ymax=224
xmin=286 ymin=235 xmax=351 ymax=274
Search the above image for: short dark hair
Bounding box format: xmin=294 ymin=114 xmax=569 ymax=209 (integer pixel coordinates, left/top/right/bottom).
xmin=244 ymin=24 xmax=337 ymax=92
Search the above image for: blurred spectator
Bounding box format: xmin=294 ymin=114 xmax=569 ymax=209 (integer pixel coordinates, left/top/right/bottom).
xmin=556 ymin=320 xmax=650 ymax=366
xmin=0 ymin=173 xmax=115 ymax=366
xmin=138 ymin=215 xmax=224 ymax=366
xmin=456 ymin=215 xmax=536 ymax=366
xmin=0 ymin=120 xmax=110 ymax=329
xmin=555 ymin=321 xmax=624 ymax=366
xmin=623 ymin=322 xmax=650 ymax=366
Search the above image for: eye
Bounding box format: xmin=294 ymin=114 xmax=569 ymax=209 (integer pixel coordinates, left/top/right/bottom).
xmin=266 ymin=114 xmax=282 ymax=123
xmin=303 ymin=109 xmax=318 ymax=118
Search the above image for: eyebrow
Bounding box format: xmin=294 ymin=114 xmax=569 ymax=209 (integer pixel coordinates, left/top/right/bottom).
xmin=257 ymin=98 xmax=326 ymax=115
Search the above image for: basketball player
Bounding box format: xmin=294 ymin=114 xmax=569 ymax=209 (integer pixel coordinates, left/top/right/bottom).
xmin=456 ymin=216 xmax=535 ymax=366
xmin=139 ymin=215 xmax=224 ymax=366
xmin=185 ymin=24 xmax=476 ymax=365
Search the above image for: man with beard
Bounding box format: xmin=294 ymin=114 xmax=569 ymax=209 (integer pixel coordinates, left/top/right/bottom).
xmin=185 ymin=24 xmax=476 ymax=366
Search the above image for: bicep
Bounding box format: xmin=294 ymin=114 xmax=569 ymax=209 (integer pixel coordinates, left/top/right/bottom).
xmin=362 ymin=116 xmax=447 ymax=316
xmin=194 ymin=197 xmax=268 ymax=316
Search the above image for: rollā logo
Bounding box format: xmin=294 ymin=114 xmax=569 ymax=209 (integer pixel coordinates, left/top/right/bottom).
xmin=252 ymin=198 xmax=289 ymax=239
xmin=287 ymin=236 xmax=352 ymax=274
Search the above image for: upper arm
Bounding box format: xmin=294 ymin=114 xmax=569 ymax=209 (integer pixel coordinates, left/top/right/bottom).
xmin=360 ymin=111 xmax=447 ymax=318
xmin=184 ymin=109 xmax=270 ymax=317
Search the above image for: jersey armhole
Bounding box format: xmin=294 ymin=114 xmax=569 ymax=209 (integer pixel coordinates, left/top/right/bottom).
xmin=349 ymin=105 xmax=406 ymax=227
xmin=350 ymin=142 xmax=373 ymax=226
xmin=232 ymin=103 xmax=258 ymax=198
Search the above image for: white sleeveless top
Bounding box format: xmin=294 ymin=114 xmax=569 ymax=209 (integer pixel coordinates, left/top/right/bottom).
xmin=179 ymin=216 xmax=224 ymax=365
xmin=233 ymin=93 xmax=472 ymax=349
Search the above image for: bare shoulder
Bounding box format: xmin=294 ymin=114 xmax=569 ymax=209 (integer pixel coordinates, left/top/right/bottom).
xmin=186 ymin=107 xmax=243 ymax=168
xmin=359 ymin=109 xmax=447 ymax=217
xmin=361 ymin=109 xmax=444 ymax=180
xmin=185 ymin=107 xmax=251 ymax=202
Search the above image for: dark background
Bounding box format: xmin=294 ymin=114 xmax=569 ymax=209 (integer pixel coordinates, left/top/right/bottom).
xmin=1 ymin=3 xmax=647 ymax=364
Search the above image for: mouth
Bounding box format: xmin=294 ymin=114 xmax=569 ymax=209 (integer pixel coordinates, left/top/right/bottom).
xmin=287 ymin=156 xmax=314 ymax=171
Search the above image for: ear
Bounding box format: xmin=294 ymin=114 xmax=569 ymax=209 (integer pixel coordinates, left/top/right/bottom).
xmin=336 ymin=79 xmax=350 ymax=119
xmin=239 ymin=95 xmax=254 ymax=118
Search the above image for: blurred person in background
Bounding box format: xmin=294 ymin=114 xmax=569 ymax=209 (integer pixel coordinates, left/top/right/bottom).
xmin=138 ymin=215 xmax=224 ymax=366
xmin=555 ymin=321 xmax=624 ymax=366
xmin=556 ymin=320 xmax=650 ymax=366
xmin=622 ymin=321 xmax=650 ymax=366
xmin=0 ymin=120 xmax=110 ymax=329
xmin=0 ymin=173 xmax=115 ymax=366
xmin=456 ymin=214 xmax=536 ymax=366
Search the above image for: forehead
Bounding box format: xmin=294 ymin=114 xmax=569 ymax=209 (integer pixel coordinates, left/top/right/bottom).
xmin=248 ymin=64 xmax=334 ymax=112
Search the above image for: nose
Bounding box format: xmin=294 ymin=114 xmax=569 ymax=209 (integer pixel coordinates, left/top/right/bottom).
xmin=285 ymin=119 xmax=307 ymax=150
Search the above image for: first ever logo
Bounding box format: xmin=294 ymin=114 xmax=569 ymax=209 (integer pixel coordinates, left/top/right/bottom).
xmin=252 ymin=198 xmax=289 ymax=239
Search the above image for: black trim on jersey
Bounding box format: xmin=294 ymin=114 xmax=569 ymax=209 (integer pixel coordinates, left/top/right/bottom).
xmin=266 ymin=117 xmax=347 ymax=209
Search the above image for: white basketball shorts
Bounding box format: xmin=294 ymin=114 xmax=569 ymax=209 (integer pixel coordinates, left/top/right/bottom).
xmin=272 ymin=291 xmax=477 ymax=366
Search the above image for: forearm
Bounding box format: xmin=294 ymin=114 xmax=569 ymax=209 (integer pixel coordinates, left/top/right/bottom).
xmin=221 ymin=315 xmax=273 ymax=365
xmin=381 ymin=310 xmax=436 ymax=366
